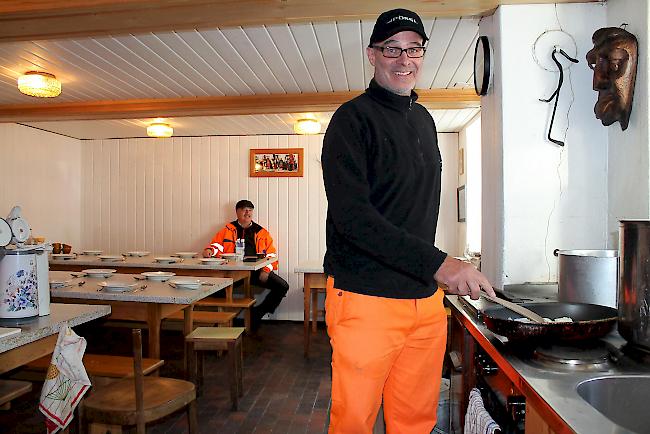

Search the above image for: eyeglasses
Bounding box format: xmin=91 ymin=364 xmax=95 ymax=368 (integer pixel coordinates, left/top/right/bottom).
xmin=372 ymin=45 xmax=426 ymax=58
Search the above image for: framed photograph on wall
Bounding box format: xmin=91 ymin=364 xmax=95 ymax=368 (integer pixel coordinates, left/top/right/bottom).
xmin=457 ymin=185 xmax=466 ymax=222
xmin=249 ymin=148 xmax=304 ymax=177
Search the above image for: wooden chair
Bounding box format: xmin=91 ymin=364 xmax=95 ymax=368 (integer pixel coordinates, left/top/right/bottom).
xmin=79 ymin=329 xmax=197 ymax=434
xmin=185 ymin=327 xmax=244 ymax=410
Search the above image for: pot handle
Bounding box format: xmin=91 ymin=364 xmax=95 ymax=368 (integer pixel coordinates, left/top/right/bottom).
xmin=553 ymin=249 xmax=559 ymax=257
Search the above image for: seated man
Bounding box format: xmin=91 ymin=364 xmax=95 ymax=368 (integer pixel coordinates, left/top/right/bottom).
xmin=203 ymin=199 xmax=289 ymax=329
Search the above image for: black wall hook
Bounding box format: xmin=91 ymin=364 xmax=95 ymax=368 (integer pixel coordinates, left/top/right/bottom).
xmin=539 ymin=48 xmax=579 ymax=146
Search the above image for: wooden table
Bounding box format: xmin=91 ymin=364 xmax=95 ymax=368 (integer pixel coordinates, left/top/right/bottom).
xmin=49 ymin=271 xmax=231 ymax=359
xmin=0 ymin=303 xmax=111 ymax=375
xmin=49 ymin=254 xmax=274 ymax=300
xmin=294 ymin=261 xmax=327 ymax=358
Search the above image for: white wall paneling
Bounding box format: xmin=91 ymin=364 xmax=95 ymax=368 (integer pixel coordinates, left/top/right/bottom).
xmin=435 ymin=134 xmax=461 ymax=257
xmin=480 ymin=3 xmax=608 ymax=287
xmin=606 ymin=0 xmax=650 ymax=246
xmin=0 ymin=123 xmax=81 ymax=246
xmin=80 ymin=132 xmax=458 ymax=319
xmin=80 ymin=134 xmax=326 ymax=319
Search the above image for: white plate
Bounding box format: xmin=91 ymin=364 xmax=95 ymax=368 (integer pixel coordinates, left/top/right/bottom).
xmin=174 ymin=252 xmax=197 ymax=258
xmin=98 ymin=281 xmax=138 ymax=292
xmin=49 ymin=280 xmax=67 ymax=288
xmin=51 ymin=253 xmax=76 ymax=260
xmin=125 ymin=251 xmax=150 ymax=257
xmin=169 ymin=278 xmax=201 ymax=290
xmin=154 ymin=257 xmax=179 ymax=264
xmin=98 ymin=255 xmax=124 ymax=262
xmin=200 ymin=258 xmax=226 ymax=265
xmin=141 ymin=271 xmax=176 ymax=282
xmin=81 ymin=250 xmax=103 ymax=256
xmin=221 ymin=253 xmax=237 ymax=259
xmin=82 ymin=269 xmax=116 ymax=278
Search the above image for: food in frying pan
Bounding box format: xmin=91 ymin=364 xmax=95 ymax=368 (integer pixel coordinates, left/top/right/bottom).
xmin=512 ymin=316 xmax=573 ymax=323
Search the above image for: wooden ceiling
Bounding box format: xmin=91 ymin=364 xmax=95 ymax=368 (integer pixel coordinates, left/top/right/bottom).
xmin=0 ymin=0 xmax=595 ymax=138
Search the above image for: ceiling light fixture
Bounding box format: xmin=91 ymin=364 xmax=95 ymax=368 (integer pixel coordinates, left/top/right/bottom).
xmin=17 ymin=71 xmax=62 ymax=98
xmin=146 ymin=122 xmax=173 ymax=138
xmin=293 ymin=118 xmax=321 ymax=135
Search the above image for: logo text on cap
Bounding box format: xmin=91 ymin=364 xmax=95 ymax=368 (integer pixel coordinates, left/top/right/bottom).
xmin=386 ymin=16 xmax=418 ymax=25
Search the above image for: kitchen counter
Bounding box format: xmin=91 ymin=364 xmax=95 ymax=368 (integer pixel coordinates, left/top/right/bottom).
xmin=447 ymin=293 xmax=650 ymax=434
xmin=0 ymin=303 xmax=111 ymax=354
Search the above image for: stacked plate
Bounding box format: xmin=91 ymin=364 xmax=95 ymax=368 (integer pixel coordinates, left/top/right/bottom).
xmin=141 ymin=271 xmax=175 ymax=282
xmin=50 ymin=280 xmax=70 ymax=289
xmin=51 ymin=253 xmax=76 ymax=260
xmin=98 ymin=255 xmax=124 ymax=262
xmin=81 ymin=250 xmax=102 ymax=256
xmin=98 ymin=281 xmax=138 ymax=292
xmin=200 ymin=258 xmax=226 ymax=265
xmin=154 ymin=257 xmax=179 ymax=264
xmin=82 ymin=269 xmax=116 ymax=278
xmin=174 ymin=252 xmax=198 ymax=258
xmin=125 ymin=251 xmax=150 ymax=257
xmin=169 ymin=278 xmax=201 ymax=290
xmin=221 ymin=253 xmax=238 ymax=260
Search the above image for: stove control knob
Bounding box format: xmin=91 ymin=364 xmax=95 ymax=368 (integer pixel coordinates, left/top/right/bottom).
xmin=507 ymin=395 xmax=526 ymax=425
xmin=475 ymin=353 xmax=498 ymax=376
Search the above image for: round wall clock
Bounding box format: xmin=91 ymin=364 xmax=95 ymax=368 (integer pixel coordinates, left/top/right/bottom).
xmin=473 ymin=36 xmax=492 ymax=96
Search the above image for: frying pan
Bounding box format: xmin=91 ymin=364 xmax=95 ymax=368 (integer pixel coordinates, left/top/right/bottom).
xmin=482 ymin=302 xmax=617 ymax=342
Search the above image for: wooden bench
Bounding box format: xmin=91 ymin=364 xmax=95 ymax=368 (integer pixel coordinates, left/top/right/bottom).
xmin=0 ymin=380 xmax=32 ymax=410
xmin=166 ymin=310 xmax=237 ymax=327
xmin=195 ymin=297 xmax=255 ymax=309
xmin=25 ymin=354 xmax=164 ymax=379
xmin=195 ymin=297 xmax=255 ymax=332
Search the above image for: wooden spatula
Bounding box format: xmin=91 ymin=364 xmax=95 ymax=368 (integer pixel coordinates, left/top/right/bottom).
xmin=480 ymin=290 xmax=547 ymax=323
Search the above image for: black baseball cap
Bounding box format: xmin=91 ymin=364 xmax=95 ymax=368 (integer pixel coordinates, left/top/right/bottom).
xmin=368 ymin=9 xmax=429 ymax=47
xmin=236 ymin=200 xmax=254 ymax=210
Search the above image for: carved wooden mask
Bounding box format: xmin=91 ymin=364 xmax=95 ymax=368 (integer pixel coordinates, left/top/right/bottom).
xmin=586 ymin=27 xmax=638 ymax=131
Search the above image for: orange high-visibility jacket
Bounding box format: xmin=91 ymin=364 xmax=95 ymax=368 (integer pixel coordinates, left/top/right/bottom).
xmin=205 ymin=221 xmax=278 ymax=272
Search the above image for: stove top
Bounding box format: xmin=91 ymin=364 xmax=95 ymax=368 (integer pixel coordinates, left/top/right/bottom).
xmin=531 ymin=342 xmax=612 ymax=372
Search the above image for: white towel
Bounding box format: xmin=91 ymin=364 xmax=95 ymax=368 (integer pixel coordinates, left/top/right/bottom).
xmin=464 ymin=387 xmax=500 ymax=434
xmin=38 ymin=323 xmax=91 ymax=434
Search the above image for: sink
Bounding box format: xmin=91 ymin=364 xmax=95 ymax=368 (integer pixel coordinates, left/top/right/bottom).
xmin=577 ymin=375 xmax=650 ymax=433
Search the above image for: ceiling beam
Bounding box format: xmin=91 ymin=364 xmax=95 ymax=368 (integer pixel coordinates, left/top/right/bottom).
xmin=0 ymin=0 xmax=597 ymax=42
xmin=0 ymin=89 xmax=480 ymax=122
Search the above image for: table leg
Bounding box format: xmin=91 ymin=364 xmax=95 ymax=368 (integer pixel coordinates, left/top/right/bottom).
xmin=183 ymin=305 xmax=195 ymax=373
xmin=243 ymin=273 xmax=251 ymax=299
xmin=304 ymin=275 xmax=312 ymax=358
xmin=244 ymin=305 xmax=252 ymax=332
xmin=146 ymin=306 xmax=162 ymax=359
xmin=312 ymin=287 xmax=319 ymax=333
xmin=183 ymin=305 xmax=194 ymax=336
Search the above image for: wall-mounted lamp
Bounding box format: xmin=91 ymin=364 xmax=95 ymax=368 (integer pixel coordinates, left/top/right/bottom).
xmin=146 ymin=122 xmax=173 ymax=138
xmin=293 ymin=118 xmax=321 ymax=135
xmin=17 ymin=71 xmax=62 ymax=98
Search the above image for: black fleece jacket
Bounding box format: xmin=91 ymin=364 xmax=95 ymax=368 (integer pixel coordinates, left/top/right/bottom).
xmin=321 ymin=79 xmax=448 ymax=299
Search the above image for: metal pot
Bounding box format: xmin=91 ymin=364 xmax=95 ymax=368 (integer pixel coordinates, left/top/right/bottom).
xmin=554 ymin=249 xmax=618 ymax=308
xmin=618 ymin=220 xmax=650 ymax=350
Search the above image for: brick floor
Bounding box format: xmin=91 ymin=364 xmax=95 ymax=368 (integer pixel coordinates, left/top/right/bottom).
xmin=0 ymin=320 xmax=332 ymax=434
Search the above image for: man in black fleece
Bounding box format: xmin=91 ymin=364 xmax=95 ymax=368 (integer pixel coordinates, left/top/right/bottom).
xmin=321 ymin=8 xmax=494 ymax=433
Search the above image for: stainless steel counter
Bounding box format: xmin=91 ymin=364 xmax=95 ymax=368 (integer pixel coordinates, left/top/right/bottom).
xmin=447 ymin=294 xmax=650 ymax=434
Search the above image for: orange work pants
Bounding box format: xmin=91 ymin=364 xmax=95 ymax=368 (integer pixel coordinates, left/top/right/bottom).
xmin=326 ymin=277 xmax=447 ymax=434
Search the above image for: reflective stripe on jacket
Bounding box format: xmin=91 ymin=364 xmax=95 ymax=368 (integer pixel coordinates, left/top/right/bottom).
xmin=206 ymin=221 xmax=277 ymax=272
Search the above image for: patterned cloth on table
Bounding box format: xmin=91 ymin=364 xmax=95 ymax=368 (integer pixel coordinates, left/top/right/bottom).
xmin=38 ymin=323 xmax=91 ymax=434
xmin=464 ymin=387 xmax=501 ymax=434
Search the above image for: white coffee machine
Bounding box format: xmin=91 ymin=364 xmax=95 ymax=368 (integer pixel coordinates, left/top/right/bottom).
xmin=0 ymin=206 xmax=50 ymax=319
